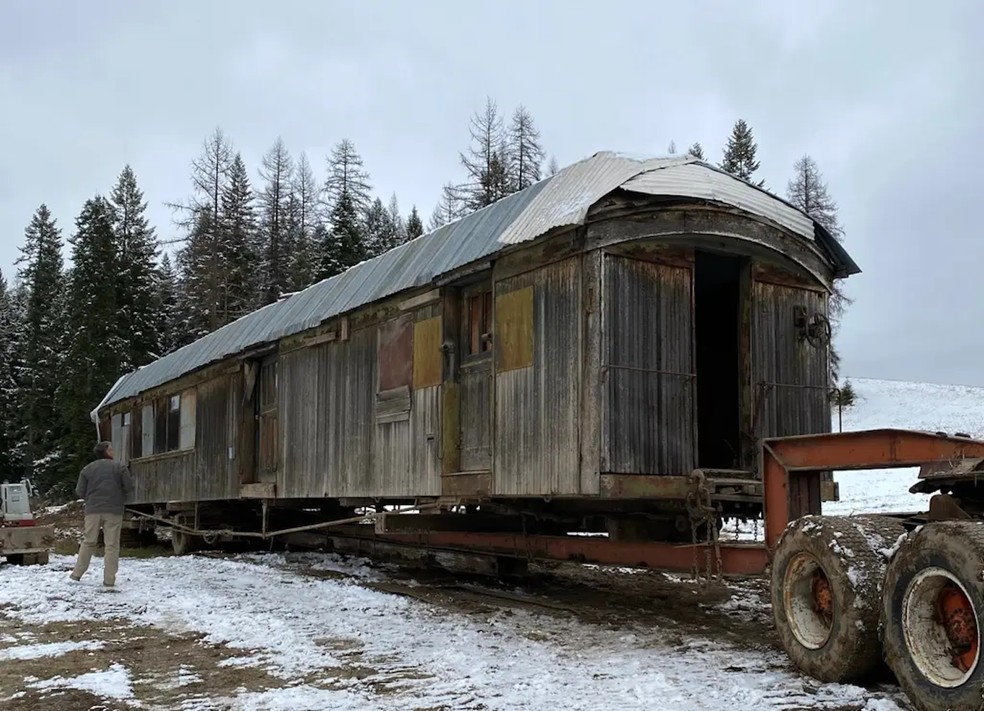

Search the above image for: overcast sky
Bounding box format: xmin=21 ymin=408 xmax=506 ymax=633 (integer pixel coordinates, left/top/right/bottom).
xmin=1 ymin=1 xmax=982 ymax=386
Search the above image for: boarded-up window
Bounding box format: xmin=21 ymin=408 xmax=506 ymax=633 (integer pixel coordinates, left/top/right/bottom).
xmin=412 ymin=316 xmax=442 ymax=389
xmin=495 ymin=286 xmax=534 ymax=372
xmin=154 ymin=398 xmax=168 ymax=454
xmin=467 ymin=291 xmax=493 ymax=355
xmin=98 ymin=417 xmax=111 ymax=442
xmin=378 ymin=314 xmax=413 ymax=392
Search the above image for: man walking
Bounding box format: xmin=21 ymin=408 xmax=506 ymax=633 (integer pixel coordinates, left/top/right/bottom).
xmin=70 ymin=441 xmax=134 ymax=588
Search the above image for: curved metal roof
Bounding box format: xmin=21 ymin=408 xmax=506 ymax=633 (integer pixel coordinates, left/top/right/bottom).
xmin=94 ymin=151 xmax=858 ymax=415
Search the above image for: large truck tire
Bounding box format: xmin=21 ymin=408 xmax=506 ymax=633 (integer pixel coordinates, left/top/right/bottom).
xmin=881 ymin=521 xmax=984 ymax=711
xmin=770 ymin=514 xmax=905 ymax=684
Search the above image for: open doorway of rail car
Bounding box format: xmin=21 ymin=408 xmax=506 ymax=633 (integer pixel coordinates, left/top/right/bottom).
xmin=693 ymin=251 xmax=747 ymax=470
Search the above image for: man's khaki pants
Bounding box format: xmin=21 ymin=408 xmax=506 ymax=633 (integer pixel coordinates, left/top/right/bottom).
xmin=70 ymin=513 xmax=123 ymax=586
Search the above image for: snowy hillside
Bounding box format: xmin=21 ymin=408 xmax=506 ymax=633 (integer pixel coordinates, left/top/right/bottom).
xmin=827 ymin=377 xmax=984 ymax=515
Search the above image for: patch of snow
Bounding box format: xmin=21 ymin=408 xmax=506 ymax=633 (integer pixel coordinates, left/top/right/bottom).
xmin=0 ymin=553 xmax=907 ymax=710
xmin=29 ymin=661 xmax=134 ymax=700
xmin=0 ymin=639 xmax=104 ymax=661
xmin=829 ymin=377 xmax=984 ymax=516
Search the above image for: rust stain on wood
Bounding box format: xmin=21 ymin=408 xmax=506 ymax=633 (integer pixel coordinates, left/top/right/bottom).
xmin=412 ymin=316 xmax=442 ymax=389
xmin=378 ymin=314 xmax=413 ymax=392
xmin=494 ymin=285 xmax=534 ymax=373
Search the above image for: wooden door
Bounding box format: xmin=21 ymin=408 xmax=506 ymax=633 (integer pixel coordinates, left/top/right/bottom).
xmin=256 ymin=356 xmax=279 ymax=484
xmin=458 ymin=285 xmax=493 ymax=471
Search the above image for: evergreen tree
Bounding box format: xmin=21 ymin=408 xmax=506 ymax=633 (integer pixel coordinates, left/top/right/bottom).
xmin=58 ymin=197 xmax=125 ymax=488
xmin=667 ymin=140 xmax=677 ymax=154
xmin=547 ymin=156 xmax=560 ymax=176
xmin=220 ymin=153 xmax=258 ymax=320
xmin=110 ymin=165 xmax=160 ymax=370
xmin=507 ymin=105 xmax=545 ymax=191
xmin=720 ymin=119 xmax=763 ymax=186
xmin=459 ymin=97 xmax=510 ymax=210
xmin=688 ymin=142 xmax=705 ymax=160
xmin=387 ymin=194 xmax=406 ymax=246
xmin=364 ymin=197 xmax=404 ymax=259
xmin=786 ymin=154 xmax=852 ymax=384
xmin=15 ymin=206 xmax=66 ymax=491
xmin=174 ymin=208 xmax=217 ymax=343
xmin=318 ymin=191 xmax=366 ymax=280
xmin=156 ymin=253 xmax=179 ymax=355
xmin=0 ymin=269 xmax=19 ymax=482
xmin=287 ymin=152 xmax=320 ymax=291
xmin=831 ymin=379 xmax=857 ymax=432
xmin=258 ymin=138 xmax=294 ymax=303
xmin=405 ymin=205 xmax=424 ymax=241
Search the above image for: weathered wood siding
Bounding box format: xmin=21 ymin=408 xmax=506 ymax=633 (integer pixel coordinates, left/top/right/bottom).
xmin=601 ymin=254 xmax=696 ymax=475
xmin=278 ymin=304 xmax=442 ymax=499
xmin=494 ymin=257 xmax=580 ymax=496
xmin=127 ymin=373 xmax=239 ymax=504
xmin=751 ymin=278 xmax=830 ymax=439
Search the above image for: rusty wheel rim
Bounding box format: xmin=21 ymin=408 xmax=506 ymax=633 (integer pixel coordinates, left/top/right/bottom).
xmin=903 ymin=567 xmax=980 ymax=688
xmin=783 ymin=552 xmax=834 ymax=650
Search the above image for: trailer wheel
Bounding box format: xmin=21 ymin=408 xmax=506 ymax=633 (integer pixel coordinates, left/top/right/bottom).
xmin=171 ymin=527 xmax=199 ymax=556
xmin=770 ymin=514 xmax=905 ymax=684
xmin=881 ymin=521 xmax=984 ymax=711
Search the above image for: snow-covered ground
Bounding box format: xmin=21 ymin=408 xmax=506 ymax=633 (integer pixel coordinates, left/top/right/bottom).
xmin=828 ymin=377 xmax=984 ymax=515
xmin=2 ymin=376 xmax=978 ymax=710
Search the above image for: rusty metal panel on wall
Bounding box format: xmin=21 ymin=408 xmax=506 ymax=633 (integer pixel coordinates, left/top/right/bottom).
xmin=494 ymin=257 xmax=580 ymax=496
xmin=752 ymin=280 xmax=830 ymax=439
xmin=602 ymin=255 xmax=696 ymax=476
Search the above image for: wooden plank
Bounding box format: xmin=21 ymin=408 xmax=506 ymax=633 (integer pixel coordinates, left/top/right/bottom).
xmin=442 ymin=471 xmax=492 ymax=498
xmin=494 ymin=285 xmax=534 ymax=373
xmin=412 ymin=316 xmax=442 ymax=389
xmin=241 ymin=482 xmax=276 ymax=499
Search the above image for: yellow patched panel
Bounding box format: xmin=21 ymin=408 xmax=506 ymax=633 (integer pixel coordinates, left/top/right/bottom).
xmin=412 ymin=316 xmax=443 ymax=389
xmin=495 ymin=286 xmax=534 ymax=373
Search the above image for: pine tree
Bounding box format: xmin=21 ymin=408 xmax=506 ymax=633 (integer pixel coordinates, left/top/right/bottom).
xmin=0 ymin=269 xmax=19 ymax=482
xmin=258 ymin=138 xmax=294 ymax=303
xmin=387 ymin=194 xmax=406 ymax=246
xmin=287 ymin=152 xmax=320 ymax=291
xmin=507 ymin=105 xmax=545 ymax=191
xmin=667 ymin=140 xmax=678 ymax=154
xmin=58 ymin=196 xmax=125 ymax=489
xmin=156 ymin=253 xmax=179 ymax=355
xmin=175 ymin=208 xmax=217 ymax=343
xmin=15 ymin=205 xmax=66 ymax=491
xmin=319 ymin=191 xmax=366 ymax=280
xmin=406 ymin=205 xmax=424 ymax=241
xmin=547 ymin=156 xmax=560 ymax=176
xmin=110 ymin=165 xmax=160 ymax=370
xmin=220 ymin=153 xmax=258 ymax=319
xmin=459 ymin=97 xmax=510 ymax=210
xmin=720 ymin=119 xmax=763 ymax=186
xmin=688 ymin=142 xmax=705 ymax=160
xmin=786 ymin=154 xmax=852 ymax=385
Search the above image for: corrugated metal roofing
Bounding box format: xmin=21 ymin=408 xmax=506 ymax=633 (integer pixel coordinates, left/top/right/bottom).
xmin=94 ymin=151 xmax=858 ymax=414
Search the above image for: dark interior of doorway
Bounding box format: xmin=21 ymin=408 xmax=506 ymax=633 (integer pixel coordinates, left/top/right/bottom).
xmin=694 ymin=251 xmax=742 ymax=469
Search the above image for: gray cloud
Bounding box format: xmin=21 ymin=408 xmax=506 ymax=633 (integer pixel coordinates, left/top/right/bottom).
xmin=1 ymin=0 xmax=982 ymax=385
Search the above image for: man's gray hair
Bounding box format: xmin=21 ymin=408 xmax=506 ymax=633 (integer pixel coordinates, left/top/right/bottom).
xmin=92 ymin=441 xmax=113 ymax=460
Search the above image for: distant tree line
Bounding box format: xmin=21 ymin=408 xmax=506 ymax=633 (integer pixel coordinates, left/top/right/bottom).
xmin=0 ymin=102 xmax=848 ymax=498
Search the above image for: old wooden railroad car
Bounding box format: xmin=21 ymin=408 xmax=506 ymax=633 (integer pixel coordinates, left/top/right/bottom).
xmin=92 ymin=151 xmax=858 ymax=545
